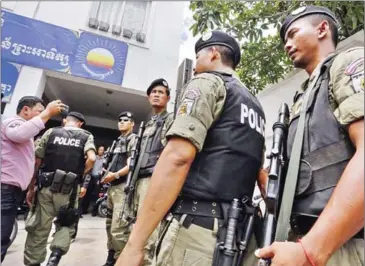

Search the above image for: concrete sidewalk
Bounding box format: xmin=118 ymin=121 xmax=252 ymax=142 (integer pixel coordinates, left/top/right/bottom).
xmin=3 ymin=215 xmax=108 ymax=266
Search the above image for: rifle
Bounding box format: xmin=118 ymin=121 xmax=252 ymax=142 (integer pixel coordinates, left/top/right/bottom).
xmin=258 ymin=103 xmax=289 ymax=266
xmin=120 ymin=121 xmax=145 ymax=221
xmin=212 ymin=197 xmax=260 ymax=266
xmin=100 ymin=140 xmax=117 ymax=181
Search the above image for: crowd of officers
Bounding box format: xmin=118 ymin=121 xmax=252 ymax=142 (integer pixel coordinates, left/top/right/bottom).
xmin=1 ymin=5 xmax=363 ymax=266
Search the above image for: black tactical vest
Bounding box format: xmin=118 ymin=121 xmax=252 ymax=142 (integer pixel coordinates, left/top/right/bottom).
xmin=181 ymin=72 xmax=266 ymax=201
xmin=138 ymin=112 xmax=171 ymax=177
xmin=287 ymin=57 xmax=355 ymax=218
xmin=109 ymin=133 xmax=135 ymax=184
xmin=43 ymin=127 xmax=90 ymax=176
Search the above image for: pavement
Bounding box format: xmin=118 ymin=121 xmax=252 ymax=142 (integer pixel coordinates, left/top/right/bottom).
xmin=3 ymin=214 xmax=108 ymax=266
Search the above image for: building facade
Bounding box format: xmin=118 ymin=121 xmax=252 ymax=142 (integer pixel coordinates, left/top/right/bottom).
xmin=1 ymin=1 xmax=184 ymax=145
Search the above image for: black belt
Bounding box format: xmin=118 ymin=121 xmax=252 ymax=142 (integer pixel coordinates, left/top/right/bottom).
xmin=1 ymin=183 xmax=21 ymax=192
xmin=291 ymin=215 xmax=364 ymax=239
xmin=110 ymin=177 xmax=125 ymax=186
xmin=171 ymin=198 xmax=225 ymax=219
xmin=173 ymin=213 xmax=219 ymax=231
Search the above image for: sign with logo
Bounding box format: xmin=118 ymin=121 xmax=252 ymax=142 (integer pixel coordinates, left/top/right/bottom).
xmin=1 ymin=10 xmax=78 ymax=72
xmin=1 ymin=60 xmax=21 ymax=103
xmin=70 ymin=32 xmax=129 ymax=85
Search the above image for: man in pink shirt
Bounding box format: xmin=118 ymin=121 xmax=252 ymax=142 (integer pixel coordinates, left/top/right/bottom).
xmin=1 ymin=96 xmax=65 ymax=261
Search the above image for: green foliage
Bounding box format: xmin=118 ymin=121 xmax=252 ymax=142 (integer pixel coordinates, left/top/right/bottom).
xmin=189 ymin=0 xmax=364 ymax=94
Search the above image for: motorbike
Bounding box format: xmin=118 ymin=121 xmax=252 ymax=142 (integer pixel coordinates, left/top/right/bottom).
xmin=92 ymin=182 xmax=110 ymax=218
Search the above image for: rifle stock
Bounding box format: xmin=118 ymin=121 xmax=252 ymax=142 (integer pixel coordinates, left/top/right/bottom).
xmin=101 ymin=140 xmax=117 ymax=180
xmin=258 ymin=103 xmax=289 ymax=266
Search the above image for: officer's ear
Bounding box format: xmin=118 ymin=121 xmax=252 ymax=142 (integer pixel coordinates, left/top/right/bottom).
xmin=317 ymin=20 xmax=330 ymax=40
xmin=210 ymin=46 xmax=220 ymax=62
xmin=79 ymin=121 xmax=84 ymax=128
xmin=62 ymin=118 xmax=67 ymax=126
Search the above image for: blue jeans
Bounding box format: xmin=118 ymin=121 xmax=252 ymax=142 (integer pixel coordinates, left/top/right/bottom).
xmin=1 ymin=184 xmax=22 ymax=262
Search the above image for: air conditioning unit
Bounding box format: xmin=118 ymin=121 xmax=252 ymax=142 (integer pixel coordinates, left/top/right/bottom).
xmin=88 ymin=18 xmax=99 ymax=29
xmin=136 ymin=33 xmax=146 ymax=43
xmin=112 ymin=25 xmax=122 ymax=36
xmin=99 ymin=21 xmax=110 ymax=32
xmin=175 ymin=58 xmax=193 ymax=113
xmin=123 ymin=29 xmax=133 ymax=39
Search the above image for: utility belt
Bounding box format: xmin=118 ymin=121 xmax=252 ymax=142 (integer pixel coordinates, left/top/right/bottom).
xmin=38 ymin=169 xmax=79 ymax=194
xmin=171 ymin=198 xmax=227 ymax=230
xmin=291 ymin=215 xmax=364 ymax=239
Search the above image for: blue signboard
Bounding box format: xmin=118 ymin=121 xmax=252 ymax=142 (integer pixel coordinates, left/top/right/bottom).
xmin=1 ymin=10 xmax=78 ymax=72
xmin=70 ymin=32 xmax=128 ymax=85
xmin=1 ymin=60 xmax=21 ymax=103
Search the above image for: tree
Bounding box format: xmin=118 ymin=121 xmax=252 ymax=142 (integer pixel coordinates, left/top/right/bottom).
xmin=190 ymin=1 xmax=364 ymax=94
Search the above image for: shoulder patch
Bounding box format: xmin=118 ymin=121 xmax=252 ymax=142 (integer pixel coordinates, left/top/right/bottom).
xmin=184 ymin=88 xmax=201 ymax=100
xmin=351 ymin=72 xmax=364 ymax=93
xmin=177 ymin=99 xmax=194 ymax=116
xmin=344 ymin=57 xmax=364 ymax=75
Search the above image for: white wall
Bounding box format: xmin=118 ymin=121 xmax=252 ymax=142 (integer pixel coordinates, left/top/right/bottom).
xmin=258 ymin=30 xmax=364 ymax=166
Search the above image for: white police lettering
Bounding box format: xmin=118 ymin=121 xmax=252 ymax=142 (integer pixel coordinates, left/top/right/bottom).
xmin=240 ymin=103 xmax=265 ymax=137
xmin=53 ymin=136 xmax=81 ymax=147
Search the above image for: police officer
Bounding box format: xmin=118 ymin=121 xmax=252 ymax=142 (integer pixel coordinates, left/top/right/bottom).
xmin=24 ymin=112 xmax=96 ymax=266
xmin=102 ymin=111 xmax=137 ymax=266
xmin=256 ymin=6 xmax=364 ymax=266
xmin=116 ymin=31 xmax=266 ymax=266
xmin=120 ymin=78 xmax=174 ymax=265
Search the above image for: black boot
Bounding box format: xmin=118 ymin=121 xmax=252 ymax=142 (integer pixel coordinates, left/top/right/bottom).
xmin=103 ymin=249 xmax=116 ymax=266
xmin=46 ymin=248 xmax=63 ymax=266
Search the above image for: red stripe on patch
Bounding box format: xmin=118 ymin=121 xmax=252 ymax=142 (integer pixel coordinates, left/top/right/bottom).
xmin=344 ymin=57 xmax=364 ymax=75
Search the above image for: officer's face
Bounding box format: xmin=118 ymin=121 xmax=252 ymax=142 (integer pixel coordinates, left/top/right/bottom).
xmin=195 ymin=48 xmax=213 ymax=73
xmin=148 ymin=86 xmax=170 ymax=108
xmin=118 ymin=117 xmax=134 ymax=132
xmin=284 ymin=18 xmax=325 ymax=68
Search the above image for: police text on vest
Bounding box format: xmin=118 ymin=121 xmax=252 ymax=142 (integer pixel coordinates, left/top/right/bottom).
xmin=240 ymin=103 xmax=265 ymax=137
xmin=53 ymin=136 xmax=81 ymax=147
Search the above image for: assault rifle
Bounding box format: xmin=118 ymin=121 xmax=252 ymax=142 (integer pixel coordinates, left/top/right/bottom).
xmin=101 ymin=140 xmax=117 ymax=181
xmin=120 ymin=121 xmax=145 ymax=221
xmin=258 ymin=103 xmax=289 ymax=266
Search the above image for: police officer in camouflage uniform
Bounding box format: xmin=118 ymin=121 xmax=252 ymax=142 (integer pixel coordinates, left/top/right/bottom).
xmin=116 ymin=31 xmax=266 ymax=266
xmin=120 ymin=78 xmax=174 ymax=266
xmin=257 ymin=6 xmax=364 ymax=266
xmin=102 ymin=111 xmax=136 ymax=266
xmin=24 ymin=112 xmax=96 ymax=266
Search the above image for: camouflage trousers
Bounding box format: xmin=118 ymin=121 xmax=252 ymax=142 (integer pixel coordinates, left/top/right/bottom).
xmin=291 ymin=234 xmax=364 ymax=266
xmin=108 ymin=177 xmax=160 ymax=265
xmin=24 ymin=186 xmax=79 ymax=265
xmin=153 ymin=215 xmax=258 ymax=266
xmin=106 ymin=182 xmax=132 ymax=259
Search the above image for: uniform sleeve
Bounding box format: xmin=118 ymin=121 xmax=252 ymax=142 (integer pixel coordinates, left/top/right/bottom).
xmin=35 ymin=128 xmax=53 ymax=159
xmin=329 ymin=47 xmax=364 ymax=126
xmin=84 ymin=134 xmax=96 ymax=154
xmin=127 ymin=135 xmax=137 ymax=157
xmin=166 ymin=73 xmax=226 ymax=151
xmin=161 ymin=113 xmax=174 ymax=147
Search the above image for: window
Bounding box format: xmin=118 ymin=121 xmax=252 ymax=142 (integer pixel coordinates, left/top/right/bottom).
xmin=88 ymin=1 xmax=151 ymax=44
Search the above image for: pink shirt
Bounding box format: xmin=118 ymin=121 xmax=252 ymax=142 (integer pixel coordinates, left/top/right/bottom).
xmin=1 ymin=115 xmax=45 ymax=190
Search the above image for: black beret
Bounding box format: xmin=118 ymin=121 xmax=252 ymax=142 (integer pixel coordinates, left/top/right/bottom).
xmin=195 ymin=31 xmax=241 ymax=67
xmin=68 ymin=111 xmax=85 ymax=124
xmin=118 ymin=111 xmax=134 ymax=121
xmin=146 ymin=78 xmax=170 ymax=96
xmin=280 ymin=5 xmax=337 ymax=42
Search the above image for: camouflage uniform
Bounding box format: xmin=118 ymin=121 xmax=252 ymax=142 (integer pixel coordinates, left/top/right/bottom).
xmin=106 ymin=135 xmax=136 ymax=259
xmin=289 ymin=47 xmax=364 ymax=265
xmin=24 ymin=127 xmax=95 ymax=265
xmin=133 ymin=110 xmax=174 ymax=265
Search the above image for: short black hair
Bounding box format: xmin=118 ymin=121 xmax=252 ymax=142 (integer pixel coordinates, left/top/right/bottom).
xmin=16 ymin=96 xmax=44 ymax=114
xmin=308 ymin=14 xmax=339 ymax=47
xmin=207 ymin=45 xmax=236 ymax=69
